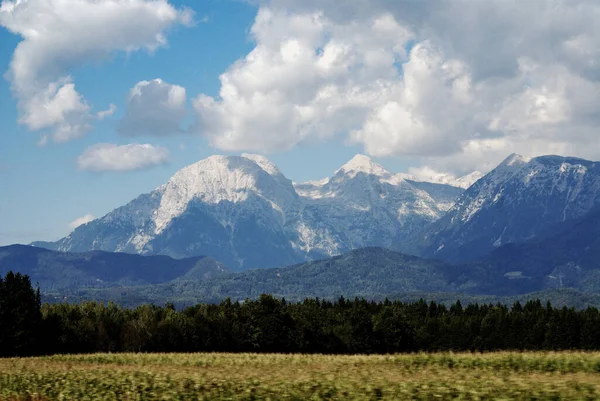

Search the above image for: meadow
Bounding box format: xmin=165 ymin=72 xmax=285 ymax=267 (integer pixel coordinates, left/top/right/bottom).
xmin=2 ymin=352 xmax=600 ymax=400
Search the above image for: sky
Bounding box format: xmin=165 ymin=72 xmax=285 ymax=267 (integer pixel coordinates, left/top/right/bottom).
xmin=1 ymin=0 xmax=600 ymax=246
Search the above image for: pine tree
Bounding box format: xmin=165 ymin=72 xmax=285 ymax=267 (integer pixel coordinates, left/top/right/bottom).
xmin=0 ymin=272 xmax=42 ymax=356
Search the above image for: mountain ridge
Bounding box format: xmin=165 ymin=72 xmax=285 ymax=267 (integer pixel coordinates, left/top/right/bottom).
xmin=411 ymin=153 xmax=600 ymax=261
xmin=0 ymin=244 xmax=229 ymax=290
xmin=34 ymin=154 xmax=469 ymax=270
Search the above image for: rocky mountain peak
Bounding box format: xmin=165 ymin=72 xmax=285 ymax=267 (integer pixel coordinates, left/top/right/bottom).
xmin=498 ymin=153 xmax=532 ymax=170
xmin=153 ymin=155 xmax=297 ymax=235
xmin=416 ymin=152 xmax=600 ymax=262
xmin=336 ymin=154 xmax=391 ymax=178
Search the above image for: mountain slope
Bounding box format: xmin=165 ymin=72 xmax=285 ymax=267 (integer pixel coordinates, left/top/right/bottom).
xmin=12 ymin=232 xmax=600 ymax=306
xmin=46 ymin=247 xmax=463 ymax=305
xmin=475 ymin=205 xmax=600 ymax=294
xmin=414 ymin=154 xmax=600 ymax=261
xmin=0 ymin=244 xmax=228 ymax=290
xmin=35 ymin=154 xmax=466 ymax=270
xmin=404 ymin=181 xmax=465 ymax=212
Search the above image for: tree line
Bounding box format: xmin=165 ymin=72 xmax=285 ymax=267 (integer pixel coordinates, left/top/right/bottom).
xmin=2 ymin=271 xmax=600 ymax=357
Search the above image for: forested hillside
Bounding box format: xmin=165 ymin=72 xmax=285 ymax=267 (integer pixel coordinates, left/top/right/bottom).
xmin=3 ymin=272 xmax=600 ymax=356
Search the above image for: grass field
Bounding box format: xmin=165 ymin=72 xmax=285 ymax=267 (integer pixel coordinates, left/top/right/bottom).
xmin=2 ymin=352 xmax=600 ymax=400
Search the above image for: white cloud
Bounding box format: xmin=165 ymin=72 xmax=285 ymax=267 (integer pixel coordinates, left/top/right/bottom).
xmin=193 ymin=8 xmax=411 ymax=152
xmin=0 ymin=0 xmax=193 ymax=142
xmin=21 ymin=77 xmax=92 ymax=142
xmin=97 ymin=104 xmax=117 ymax=121
xmin=350 ymin=42 xmax=477 ymax=158
xmin=68 ymin=214 xmax=95 ymax=230
xmin=77 ymin=143 xmax=170 ymax=172
xmin=194 ymin=0 xmax=600 ymax=174
xmin=119 ymin=79 xmax=187 ymax=137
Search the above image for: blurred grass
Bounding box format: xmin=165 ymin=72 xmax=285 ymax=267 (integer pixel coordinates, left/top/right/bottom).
xmin=2 ymin=352 xmax=600 ymax=400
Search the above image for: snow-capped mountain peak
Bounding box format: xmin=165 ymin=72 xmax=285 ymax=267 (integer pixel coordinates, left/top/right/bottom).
xmin=499 ymin=153 xmax=532 ymax=170
xmin=241 ymin=153 xmax=282 ymax=177
xmin=418 ymin=154 xmax=600 ymax=261
xmin=402 ymin=167 xmax=484 ymax=189
xmin=153 ymin=155 xmax=296 ymax=235
xmin=336 ymin=154 xmax=391 ymax=178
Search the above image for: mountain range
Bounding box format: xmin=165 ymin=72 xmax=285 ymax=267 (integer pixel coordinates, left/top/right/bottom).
xmin=33 ymin=154 xmax=475 ymax=271
xmin=9 ymin=151 xmax=598 ymax=307
xmin=6 ymin=236 xmax=600 ymax=308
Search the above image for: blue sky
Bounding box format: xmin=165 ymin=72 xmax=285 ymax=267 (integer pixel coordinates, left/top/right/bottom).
xmin=0 ymin=0 xmax=409 ymax=245
xmin=0 ymin=1 xmax=247 ymax=244
xmin=1 ymin=0 xmax=599 ymax=245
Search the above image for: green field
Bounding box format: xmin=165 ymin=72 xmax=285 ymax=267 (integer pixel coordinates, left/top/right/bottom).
xmin=2 ymin=353 xmax=600 ymax=400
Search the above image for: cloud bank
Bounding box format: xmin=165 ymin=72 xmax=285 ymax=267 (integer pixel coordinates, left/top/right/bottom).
xmin=194 ymin=0 xmax=600 ymax=173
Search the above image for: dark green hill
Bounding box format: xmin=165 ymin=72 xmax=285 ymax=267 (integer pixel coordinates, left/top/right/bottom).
xmin=0 ymin=245 xmax=229 ymax=290
xmin=39 ymin=247 xmax=459 ymax=305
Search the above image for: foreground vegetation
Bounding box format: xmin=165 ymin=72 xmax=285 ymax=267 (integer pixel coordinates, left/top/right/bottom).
xmin=3 ymin=352 xmax=600 ymax=400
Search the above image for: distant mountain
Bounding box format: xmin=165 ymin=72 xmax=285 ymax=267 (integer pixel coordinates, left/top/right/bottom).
xmin=34 ymin=154 xmax=467 ymax=271
xmin=404 ymin=171 xmax=484 ymax=190
xmin=22 ymin=152 xmax=600 ymax=306
xmin=413 ymin=154 xmax=600 ymax=261
xmin=0 ymin=245 xmax=228 ymax=290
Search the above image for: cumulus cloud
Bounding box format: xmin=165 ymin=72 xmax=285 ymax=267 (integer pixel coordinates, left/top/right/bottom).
xmin=97 ymin=104 xmax=117 ymax=121
xmin=193 ymin=8 xmax=411 ymax=152
xmin=21 ymin=77 xmax=93 ymax=142
xmin=0 ymin=0 xmax=193 ymax=142
xmin=68 ymin=214 xmax=95 ymax=230
xmin=194 ymin=0 xmax=600 ymax=173
xmin=77 ymin=143 xmax=170 ymax=172
xmin=119 ymin=79 xmax=187 ymax=137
